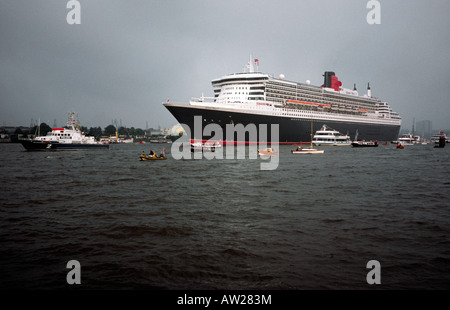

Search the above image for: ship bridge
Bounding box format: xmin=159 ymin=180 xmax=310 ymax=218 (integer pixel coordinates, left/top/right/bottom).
xmin=212 ymin=72 xmax=269 ymax=103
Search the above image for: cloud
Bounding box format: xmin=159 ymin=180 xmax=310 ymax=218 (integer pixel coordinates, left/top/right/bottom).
xmin=1 ymin=0 xmax=449 ymax=130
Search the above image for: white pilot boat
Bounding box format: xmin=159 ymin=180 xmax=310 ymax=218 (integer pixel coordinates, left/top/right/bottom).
xmin=20 ymin=112 xmax=109 ymax=151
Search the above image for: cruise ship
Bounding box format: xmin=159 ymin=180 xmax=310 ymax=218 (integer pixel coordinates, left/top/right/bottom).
xmin=164 ymin=56 xmax=401 ymax=144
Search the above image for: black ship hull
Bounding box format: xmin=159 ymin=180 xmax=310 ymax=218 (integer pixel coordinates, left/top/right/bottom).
xmin=164 ymin=104 xmax=400 ymax=143
xmin=49 ymin=143 xmax=109 ymax=150
xmin=20 ymin=140 xmax=51 ymax=150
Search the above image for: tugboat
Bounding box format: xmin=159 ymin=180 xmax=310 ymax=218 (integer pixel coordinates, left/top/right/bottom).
xmin=20 ymin=112 xmax=109 ymax=151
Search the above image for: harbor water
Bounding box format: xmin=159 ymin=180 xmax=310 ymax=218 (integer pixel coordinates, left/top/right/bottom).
xmin=1 ymin=142 xmax=449 ymax=290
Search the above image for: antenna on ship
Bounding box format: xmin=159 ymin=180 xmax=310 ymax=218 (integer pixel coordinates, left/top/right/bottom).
xmin=367 ymin=83 xmax=371 ymax=97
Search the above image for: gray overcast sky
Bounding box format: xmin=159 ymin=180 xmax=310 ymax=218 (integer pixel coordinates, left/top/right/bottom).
xmin=1 ymin=0 xmax=449 ymax=131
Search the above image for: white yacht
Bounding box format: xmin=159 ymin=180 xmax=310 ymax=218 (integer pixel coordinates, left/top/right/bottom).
xmin=396 ymin=134 xmax=415 ymax=146
xmin=312 ymin=124 xmax=351 ymax=146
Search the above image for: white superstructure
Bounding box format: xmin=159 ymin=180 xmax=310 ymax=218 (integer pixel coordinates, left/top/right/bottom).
xmin=188 ymin=56 xmax=401 ymax=127
xmin=34 ymin=112 xmax=97 ymax=144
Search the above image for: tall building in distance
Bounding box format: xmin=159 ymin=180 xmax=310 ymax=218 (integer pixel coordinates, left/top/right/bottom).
xmin=415 ymin=120 xmax=432 ymax=139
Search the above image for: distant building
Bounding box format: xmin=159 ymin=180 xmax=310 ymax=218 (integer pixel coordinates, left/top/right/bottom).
xmin=415 ymin=120 xmax=432 ymax=139
xmin=149 ymin=128 xmax=162 ymax=136
xmin=145 ymin=125 xmax=183 ymax=137
xmin=0 ymin=126 xmax=32 ymax=134
xmin=0 ymin=126 xmax=33 ymax=143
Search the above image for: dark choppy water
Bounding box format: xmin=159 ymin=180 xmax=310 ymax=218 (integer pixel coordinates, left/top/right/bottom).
xmin=1 ymin=142 xmax=449 ymax=290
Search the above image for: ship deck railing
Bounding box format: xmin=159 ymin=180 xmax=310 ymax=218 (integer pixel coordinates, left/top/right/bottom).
xmin=191 ymin=97 xmax=216 ymax=103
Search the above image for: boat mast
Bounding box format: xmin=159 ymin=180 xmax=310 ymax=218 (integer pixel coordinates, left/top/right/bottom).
xmin=67 ymin=112 xmax=77 ymax=130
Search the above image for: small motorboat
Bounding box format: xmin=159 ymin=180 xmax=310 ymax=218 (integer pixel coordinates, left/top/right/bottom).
xmin=291 ymin=146 xmax=324 ymax=154
xmin=351 ymin=130 xmax=378 ymax=147
xmin=351 ymin=140 xmax=379 ymax=147
xmin=139 ymin=149 xmax=167 ymax=160
xmin=139 ymin=153 xmax=167 ymax=160
xmin=190 ymin=142 xmax=221 ymax=152
xmin=258 ymin=147 xmax=278 ymax=156
xmin=292 ymin=119 xmax=324 ymax=154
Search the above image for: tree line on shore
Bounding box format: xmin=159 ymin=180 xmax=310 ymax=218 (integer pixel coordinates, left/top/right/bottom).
xmin=7 ymin=123 xmax=156 ymax=140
